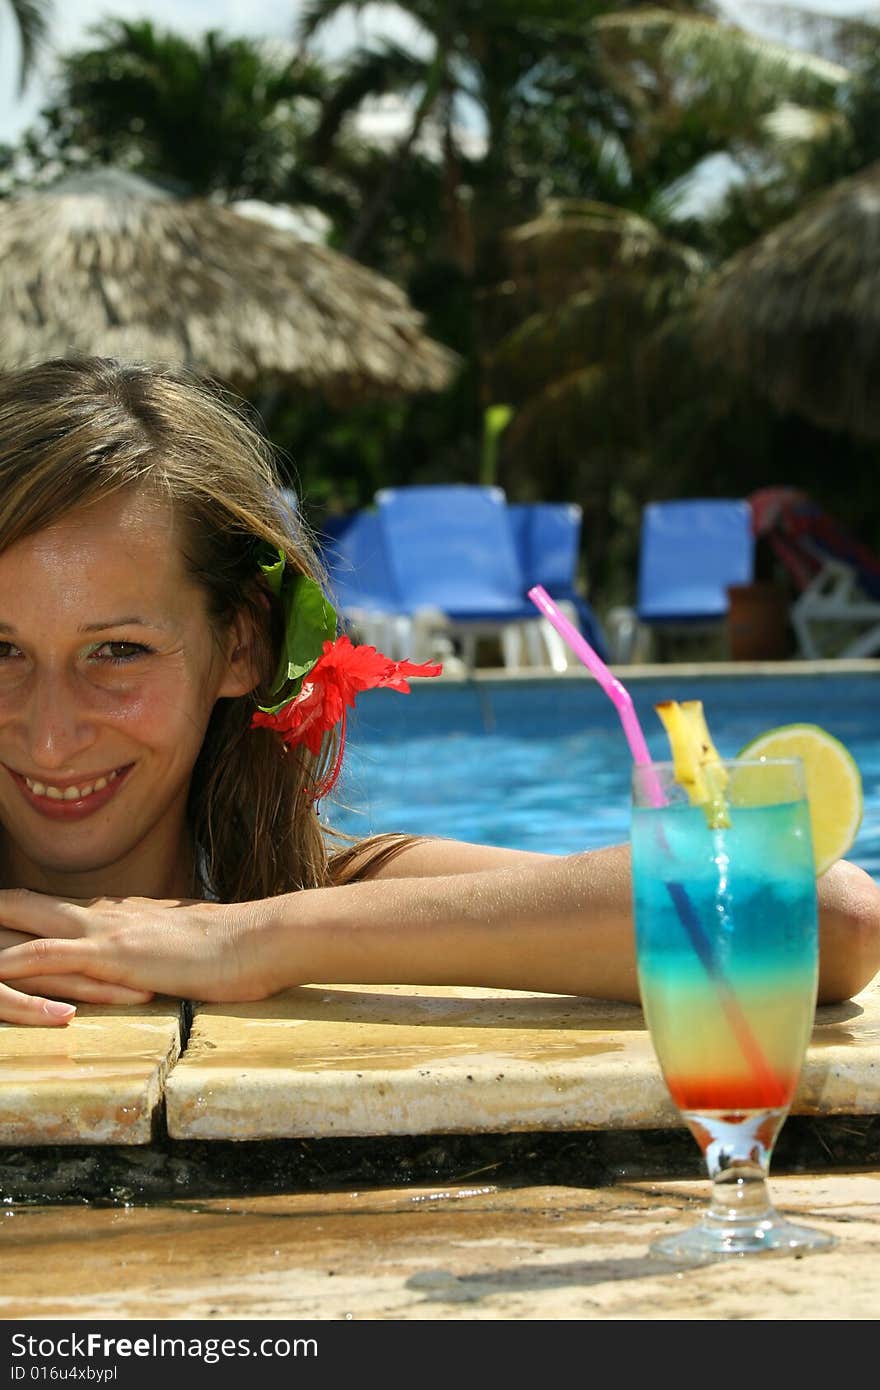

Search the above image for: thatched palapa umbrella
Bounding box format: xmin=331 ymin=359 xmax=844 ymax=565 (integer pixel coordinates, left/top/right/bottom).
xmin=694 ymin=161 xmax=880 ymax=440
xmin=0 ymin=169 xmax=458 ymax=402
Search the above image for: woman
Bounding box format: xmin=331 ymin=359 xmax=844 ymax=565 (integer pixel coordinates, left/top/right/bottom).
xmin=0 ymin=355 xmax=874 ymax=1027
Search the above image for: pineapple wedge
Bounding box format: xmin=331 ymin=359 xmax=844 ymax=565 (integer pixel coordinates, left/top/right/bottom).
xmin=655 ymin=699 xmax=730 ymax=828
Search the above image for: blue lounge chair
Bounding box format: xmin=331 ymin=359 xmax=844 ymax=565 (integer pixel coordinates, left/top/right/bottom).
xmin=317 ymin=509 xmax=415 ymax=658
xmin=319 ymin=511 xmax=395 ymax=611
xmin=508 ymin=501 xmax=610 ymax=662
xmin=618 ymin=499 xmax=754 ymax=660
xmin=373 ymin=484 xmax=548 ymax=672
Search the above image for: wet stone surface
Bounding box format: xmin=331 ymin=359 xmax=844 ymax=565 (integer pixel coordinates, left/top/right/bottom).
xmin=2 ymin=1114 xmax=879 ymax=1206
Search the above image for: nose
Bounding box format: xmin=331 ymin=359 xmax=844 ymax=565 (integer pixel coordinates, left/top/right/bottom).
xmin=22 ymin=668 xmax=98 ymax=771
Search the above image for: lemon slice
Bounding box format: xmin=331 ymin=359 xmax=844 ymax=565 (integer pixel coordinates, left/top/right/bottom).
xmin=736 ymin=723 xmax=863 ymax=875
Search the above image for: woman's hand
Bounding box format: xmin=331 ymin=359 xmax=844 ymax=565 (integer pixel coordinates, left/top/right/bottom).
xmin=0 ymin=920 xmax=156 ymax=1026
xmin=0 ymin=890 xmax=279 ymax=1025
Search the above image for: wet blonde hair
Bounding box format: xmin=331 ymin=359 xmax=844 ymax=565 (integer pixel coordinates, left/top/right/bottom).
xmin=0 ymin=355 xmax=417 ymax=899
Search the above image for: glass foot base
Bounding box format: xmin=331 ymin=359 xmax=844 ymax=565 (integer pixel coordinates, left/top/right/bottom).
xmin=651 ymin=1212 xmax=836 ymax=1265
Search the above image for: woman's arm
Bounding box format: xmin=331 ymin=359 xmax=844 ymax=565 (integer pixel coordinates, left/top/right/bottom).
xmin=0 ymin=845 xmax=639 ymax=1012
xmin=0 ymin=841 xmax=876 ymax=1024
xmin=297 ymin=842 xmax=641 ymax=999
xmin=294 ymin=842 xmax=880 ymax=1004
xmin=359 ymin=838 xmax=880 ymax=1003
xmin=815 ymin=858 xmax=880 ymax=1002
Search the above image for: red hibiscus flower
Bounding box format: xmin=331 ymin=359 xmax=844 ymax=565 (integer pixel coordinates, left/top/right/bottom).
xmin=250 ymin=635 xmax=442 ymax=798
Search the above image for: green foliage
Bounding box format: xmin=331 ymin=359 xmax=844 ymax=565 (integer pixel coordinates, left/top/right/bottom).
xmin=2 ymin=20 xmax=331 ymax=203
xmin=265 ymin=573 xmax=337 ymax=708
xmin=4 ymin=0 xmax=50 ymax=92
xmin=692 ymin=21 xmax=880 ymax=258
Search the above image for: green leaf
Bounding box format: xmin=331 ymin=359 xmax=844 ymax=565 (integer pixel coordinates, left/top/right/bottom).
xmin=269 ymin=573 xmax=337 ymax=698
xmin=257 ymin=544 xmax=286 ymax=597
xmin=485 ymin=403 xmax=514 ymax=437
xmin=480 ymin=403 xmax=514 ymax=485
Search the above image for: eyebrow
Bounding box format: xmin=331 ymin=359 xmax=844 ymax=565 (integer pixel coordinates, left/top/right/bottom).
xmin=0 ymin=618 xmax=161 ymax=635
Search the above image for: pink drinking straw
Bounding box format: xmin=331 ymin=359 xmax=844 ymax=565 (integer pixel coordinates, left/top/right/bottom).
xmin=527 ymin=584 xmax=782 ymax=1101
xmin=527 ymin=586 xmax=664 ymax=804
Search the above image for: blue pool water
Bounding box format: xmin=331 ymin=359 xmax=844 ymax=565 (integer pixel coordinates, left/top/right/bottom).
xmin=331 ymin=672 xmax=880 ymax=878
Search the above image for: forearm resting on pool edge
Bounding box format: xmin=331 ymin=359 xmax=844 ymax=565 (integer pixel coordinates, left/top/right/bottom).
xmin=256 ymin=846 xmax=880 ymax=1006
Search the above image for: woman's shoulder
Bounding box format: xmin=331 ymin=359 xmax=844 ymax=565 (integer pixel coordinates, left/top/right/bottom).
xmin=331 ymin=833 xmax=559 ymax=882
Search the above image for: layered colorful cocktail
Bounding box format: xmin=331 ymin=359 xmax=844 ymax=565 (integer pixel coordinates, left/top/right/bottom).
xmin=631 ymin=752 xmax=833 ymax=1261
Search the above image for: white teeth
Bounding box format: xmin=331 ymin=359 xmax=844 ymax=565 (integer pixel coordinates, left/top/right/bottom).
xmin=23 ymin=769 xmax=120 ymax=800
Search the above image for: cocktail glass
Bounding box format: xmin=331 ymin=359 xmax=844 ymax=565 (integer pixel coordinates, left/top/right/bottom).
xmin=631 ymin=756 xmax=835 ymax=1263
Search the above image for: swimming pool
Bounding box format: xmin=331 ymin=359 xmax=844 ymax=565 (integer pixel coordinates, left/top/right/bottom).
xmin=332 ymin=670 xmax=880 ymax=877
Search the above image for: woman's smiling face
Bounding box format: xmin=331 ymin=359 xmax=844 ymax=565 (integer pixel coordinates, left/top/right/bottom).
xmin=0 ymin=487 xmax=254 ymax=897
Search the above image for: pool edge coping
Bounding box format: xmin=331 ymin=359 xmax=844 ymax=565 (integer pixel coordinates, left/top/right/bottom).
xmin=412 ymin=659 xmax=880 ymax=687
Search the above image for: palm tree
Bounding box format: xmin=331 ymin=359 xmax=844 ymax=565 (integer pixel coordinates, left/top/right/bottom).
xmin=4 ymin=0 xmax=50 ymax=92
xmin=701 ymin=17 xmax=880 ymax=255
xmin=299 ymin=1 xmax=851 ymax=260
xmin=298 ymin=0 xmax=593 ymax=264
xmin=20 ymin=19 xmax=329 ymax=202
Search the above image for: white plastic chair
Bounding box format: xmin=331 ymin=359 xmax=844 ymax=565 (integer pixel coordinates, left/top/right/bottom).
xmin=789 ymin=542 xmax=880 ymax=659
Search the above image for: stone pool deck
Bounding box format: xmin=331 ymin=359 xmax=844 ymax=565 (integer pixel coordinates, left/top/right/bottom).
xmin=4 ymin=978 xmax=878 ymax=1147
xmin=3 ymin=1172 xmax=879 ymax=1320
xmin=1 ymin=978 xmax=879 ymax=1320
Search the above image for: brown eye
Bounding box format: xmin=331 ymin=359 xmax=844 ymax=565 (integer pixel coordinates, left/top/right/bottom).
xmin=92 ymin=642 xmax=152 ymax=664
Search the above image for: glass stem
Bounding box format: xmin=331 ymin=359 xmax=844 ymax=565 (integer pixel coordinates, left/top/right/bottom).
xmin=707 ymin=1160 xmax=775 ymax=1229
xmin=684 ymin=1108 xmax=788 ymax=1232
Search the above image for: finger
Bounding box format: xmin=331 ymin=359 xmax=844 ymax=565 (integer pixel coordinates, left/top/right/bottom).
xmin=0 ymin=981 xmax=76 ymax=1027
xmin=0 ymin=889 xmax=88 ymax=938
xmin=0 ymin=938 xmax=100 ymax=979
xmin=13 ymin=976 xmax=154 ymax=1004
